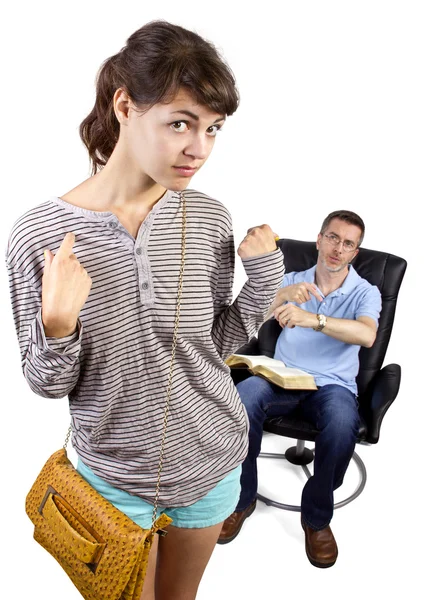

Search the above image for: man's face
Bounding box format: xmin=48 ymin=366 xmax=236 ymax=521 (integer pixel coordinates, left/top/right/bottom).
xmin=316 ymin=218 xmax=361 ymax=273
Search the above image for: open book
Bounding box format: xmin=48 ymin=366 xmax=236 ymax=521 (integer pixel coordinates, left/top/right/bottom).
xmin=225 ymin=354 xmax=317 ymax=390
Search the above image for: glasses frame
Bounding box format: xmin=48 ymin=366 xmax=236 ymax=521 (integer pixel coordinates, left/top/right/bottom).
xmin=322 ymin=233 xmax=359 ymax=253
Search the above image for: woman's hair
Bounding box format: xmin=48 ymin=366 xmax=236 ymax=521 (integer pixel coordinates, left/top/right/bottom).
xmin=80 ymin=21 xmax=239 ymax=174
xmin=320 ymin=210 xmax=365 ymax=246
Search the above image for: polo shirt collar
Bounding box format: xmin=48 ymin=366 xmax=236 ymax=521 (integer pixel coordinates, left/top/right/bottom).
xmin=311 ymin=264 xmax=361 ymax=298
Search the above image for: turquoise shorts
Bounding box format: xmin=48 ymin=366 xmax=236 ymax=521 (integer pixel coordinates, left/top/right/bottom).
xmin=77 ymin=459 xmax=242 ymax=529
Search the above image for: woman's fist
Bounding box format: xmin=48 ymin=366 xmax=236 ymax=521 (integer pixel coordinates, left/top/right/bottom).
xmin=237 ymin=224 xmax=278 ymax=259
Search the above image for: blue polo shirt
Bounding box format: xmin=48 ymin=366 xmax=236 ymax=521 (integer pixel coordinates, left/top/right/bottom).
xmin=274 ymin=265 xmax=381 ymax=395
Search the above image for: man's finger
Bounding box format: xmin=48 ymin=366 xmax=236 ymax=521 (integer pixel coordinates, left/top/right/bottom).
xmin=307 ymin=283 xmax=323 ymax=302
xmin=275 ymin=307 xmax=291 ymax=323
xmin=56 ymin=232 xmax=76 ymax=258
xmin=299 ymin=287 xmax=311 ymax=302
xmin=274 ymin=308 xmax=283 ymax=320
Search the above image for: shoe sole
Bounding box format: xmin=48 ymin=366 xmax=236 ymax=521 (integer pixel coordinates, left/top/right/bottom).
xmin=301 ymin=521 xmax=337 ymax=568
xmin=216 ymin=502 xmax=256 ymax=545
xmin=306 ymin=554 xmax=337 ymax=569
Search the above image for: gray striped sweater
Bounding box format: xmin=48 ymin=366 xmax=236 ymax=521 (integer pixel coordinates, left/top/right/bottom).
xmin=6 ymin=189 xmax=284 ymax=506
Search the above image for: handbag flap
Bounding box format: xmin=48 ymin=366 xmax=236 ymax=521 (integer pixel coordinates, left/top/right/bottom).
xmin=26 ymin=449 xmax=169 ymax=600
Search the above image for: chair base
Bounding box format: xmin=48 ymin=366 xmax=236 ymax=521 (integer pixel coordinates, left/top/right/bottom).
xmin=257 ymin=441 xmax=367 ymax=512
xmin=285 ymin=439 xmax=314 ymax=466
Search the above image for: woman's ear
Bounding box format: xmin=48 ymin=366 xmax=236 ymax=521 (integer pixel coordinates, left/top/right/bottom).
xmin=113 ymin=88 xmax=132 ymax=125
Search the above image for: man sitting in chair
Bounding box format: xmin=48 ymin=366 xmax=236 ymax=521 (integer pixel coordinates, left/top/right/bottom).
xmin=218 ymin=210 xmax=381 ymax=568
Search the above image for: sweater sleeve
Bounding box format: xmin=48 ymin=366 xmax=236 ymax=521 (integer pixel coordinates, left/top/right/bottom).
xmin=6 ymin=263 xmax=82 ymax=399
xmin=211 ymin=224 xmax=285 ymax=360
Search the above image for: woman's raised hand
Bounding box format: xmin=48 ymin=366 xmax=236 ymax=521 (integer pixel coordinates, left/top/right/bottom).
xmin=42 ymin=233 xmax=92 ymax=337
xmin=237 ymin=224 xmax=279 ymax=259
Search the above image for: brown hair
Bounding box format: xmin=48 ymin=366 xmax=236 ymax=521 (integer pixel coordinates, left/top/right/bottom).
xmin=320 ymin=210 xmax=365 ymax=246
xmin=79 ymin=21 xmax=239 ymax=175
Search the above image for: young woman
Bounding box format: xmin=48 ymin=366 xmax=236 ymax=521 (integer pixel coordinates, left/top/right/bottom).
xmin=6 ymin=21 xmax=284 ymax=599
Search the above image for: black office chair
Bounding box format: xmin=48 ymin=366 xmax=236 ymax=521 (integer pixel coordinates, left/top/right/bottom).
xmin=231 ymin=239 xmax=407 ymax=511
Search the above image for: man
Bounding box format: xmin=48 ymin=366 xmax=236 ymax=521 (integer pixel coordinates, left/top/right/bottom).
xmin=218 ymin=210 xmax=381 ymax=568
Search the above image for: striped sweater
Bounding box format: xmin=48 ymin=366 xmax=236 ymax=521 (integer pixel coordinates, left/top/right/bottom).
xmin=6 ymin=189 xmax=285 ymax=506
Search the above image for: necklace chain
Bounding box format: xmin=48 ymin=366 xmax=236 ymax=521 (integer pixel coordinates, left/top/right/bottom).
xmin=63 ymin=190 xmax=187 ymax=533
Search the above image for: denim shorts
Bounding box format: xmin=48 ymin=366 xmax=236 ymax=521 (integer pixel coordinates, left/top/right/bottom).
xmin=77 ymin=459 xmax=242 ymax=529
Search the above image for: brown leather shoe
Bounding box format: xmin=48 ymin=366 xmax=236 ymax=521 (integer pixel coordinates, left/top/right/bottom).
xmin=301 ymin=518 xmax=338 ymax=568
xmin=217 ymin=500 xmax=256 ymax=545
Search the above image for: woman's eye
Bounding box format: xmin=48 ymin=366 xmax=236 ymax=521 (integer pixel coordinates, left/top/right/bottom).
xmin=206 ymin=124 xmax=222 ymax=137
xmin=171 ymin=121 xmax=189 ymax=133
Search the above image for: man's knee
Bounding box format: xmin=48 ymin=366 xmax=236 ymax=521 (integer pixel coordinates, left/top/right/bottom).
xmin=327 ymin=409 xmax=359 ymax=442
xmin=236 ymin=375 xmax=273 ymax=417
xmin=315 ymin=386 xmax=359 ymax=438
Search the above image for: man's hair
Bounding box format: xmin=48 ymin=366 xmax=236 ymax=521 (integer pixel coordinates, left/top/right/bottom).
xmin=320 ymin=210 xmax=365 ymax=246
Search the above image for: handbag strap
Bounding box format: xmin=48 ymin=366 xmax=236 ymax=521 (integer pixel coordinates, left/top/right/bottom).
xmin=151 ymin=190 xmax=186 ymax=529
xmin=64 ymin=191 xmax=187 ymax=534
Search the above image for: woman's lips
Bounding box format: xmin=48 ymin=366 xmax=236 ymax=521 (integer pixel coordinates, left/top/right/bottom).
xmin=173 ymin=166 xmax=197 ymax=177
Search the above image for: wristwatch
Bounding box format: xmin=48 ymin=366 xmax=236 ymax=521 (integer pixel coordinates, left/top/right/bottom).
xmin=313 ymin=314 xmax=327 ymax=332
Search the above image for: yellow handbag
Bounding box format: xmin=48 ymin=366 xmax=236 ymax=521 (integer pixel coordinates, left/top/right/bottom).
xmin=25 ymin=448 xmax=172 ymax=600
xmin=25 ymin=193 xmax=187 ymax=600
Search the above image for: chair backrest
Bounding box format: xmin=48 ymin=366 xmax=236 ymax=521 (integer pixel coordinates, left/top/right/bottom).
xmin=257 ymin=239 xmax=407 ymax=401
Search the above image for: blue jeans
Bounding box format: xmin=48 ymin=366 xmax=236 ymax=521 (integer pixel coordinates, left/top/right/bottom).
xmin=236 ymin=376 xmax=359 ymax=530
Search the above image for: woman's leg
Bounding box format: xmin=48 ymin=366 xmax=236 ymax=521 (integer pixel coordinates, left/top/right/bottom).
xmin=77 ymin=458 xmax=221 ymax=599
xmin=153 ymin=522 xmax=224 ymax=600
xmin=140 ymin=533 xmax=159 ymax=600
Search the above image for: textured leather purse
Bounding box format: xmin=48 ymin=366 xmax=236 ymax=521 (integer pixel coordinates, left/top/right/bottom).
xmin=25 ymin=193 xmax=187 ymax=600
xmin=26 ymin=449 xmax=172 ymax=600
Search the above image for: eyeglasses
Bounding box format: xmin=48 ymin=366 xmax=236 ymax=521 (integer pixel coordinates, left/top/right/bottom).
xmin=322 ymin=233 xmax=358 ymax=253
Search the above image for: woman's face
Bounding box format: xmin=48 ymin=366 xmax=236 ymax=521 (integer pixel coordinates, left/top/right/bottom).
xmin=117 ymin=87 xmax=226 ymax=191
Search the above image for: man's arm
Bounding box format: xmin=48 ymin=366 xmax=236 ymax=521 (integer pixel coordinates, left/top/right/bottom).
xmin=273 ymin=303 xmax=377 ymax=348
xmin=314 ymin=315 xmax=377 ymax=347
xmin=265 ymin=282 xmax=323 ymax=320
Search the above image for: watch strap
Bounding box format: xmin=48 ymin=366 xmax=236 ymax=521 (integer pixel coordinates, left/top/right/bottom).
xmin=313 ymin=313 xmax=327 ymax=332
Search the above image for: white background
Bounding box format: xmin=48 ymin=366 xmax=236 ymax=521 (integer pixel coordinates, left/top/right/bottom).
xmin=1 ymin=1 xmax=424 ymax=598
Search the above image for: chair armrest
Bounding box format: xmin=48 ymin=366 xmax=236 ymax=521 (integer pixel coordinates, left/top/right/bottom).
xmin=230 ymin=367 xmax=254 ymax=386
xmin=362 ymin=364 xmax=401 ymax=444
xmin=234 ymin=337 xmax=260 ymax=356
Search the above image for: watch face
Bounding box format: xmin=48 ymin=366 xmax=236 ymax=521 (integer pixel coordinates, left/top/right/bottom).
xmin=314 ymin=314 xmax=326 ymax=330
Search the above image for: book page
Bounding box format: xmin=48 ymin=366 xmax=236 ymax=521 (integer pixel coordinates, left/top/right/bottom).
xmin=254 ymin=365 xmax=317 ymax=390
xmin=230 ymin=354 xmax=286 ymax=368
xmin=263 ymin=366 xmax=312 ymax=377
